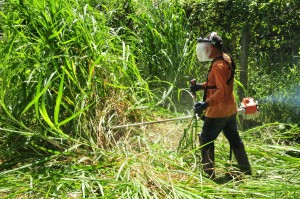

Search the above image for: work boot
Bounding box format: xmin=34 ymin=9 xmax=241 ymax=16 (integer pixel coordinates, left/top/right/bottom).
xmin=232 ymin=147 xmax=252 ymax=175
xmin=201 ymin=143 xmax=215 ymax=179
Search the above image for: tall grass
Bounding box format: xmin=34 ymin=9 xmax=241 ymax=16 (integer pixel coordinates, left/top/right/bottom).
xmin=128 ymin=0 xmax=196 ymax=109
xmin=0 ymin=0 xmax=300 ymax=198
xmin=0 ymin=0 xmax=154 ymax=161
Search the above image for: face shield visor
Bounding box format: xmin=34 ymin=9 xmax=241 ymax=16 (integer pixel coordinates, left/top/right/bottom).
xmin=196 ymin=32 xmax=222 ymax=62
xmin=196 ymin=41 xmax=213 ymax=62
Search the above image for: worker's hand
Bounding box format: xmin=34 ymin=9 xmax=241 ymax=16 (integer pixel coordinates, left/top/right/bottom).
xmin=193 ymin=101 xmax=208 ymax=116
xmin=190 ymin=79 xmax=203 ymax=92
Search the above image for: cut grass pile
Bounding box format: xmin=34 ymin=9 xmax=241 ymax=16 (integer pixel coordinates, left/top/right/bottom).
xmin=1 ymin=120 xmax=299 ymax=198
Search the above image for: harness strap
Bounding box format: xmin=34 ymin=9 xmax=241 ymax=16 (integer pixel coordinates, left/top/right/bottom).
xmin=206 ymin=85 xmax=217 ymax=89
xmin=227 ymin=54 xmax=236 ymax=84
xmin=203 ymin=55 xmax=235 ymax=101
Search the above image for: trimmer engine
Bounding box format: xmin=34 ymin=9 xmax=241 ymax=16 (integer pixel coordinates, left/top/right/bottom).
xmin=237 ymin=97 xmax=260 ymax=119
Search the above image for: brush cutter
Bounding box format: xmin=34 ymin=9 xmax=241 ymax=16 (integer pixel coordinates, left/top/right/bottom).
xmin=110 ymin=96 xmax=259 ymax=130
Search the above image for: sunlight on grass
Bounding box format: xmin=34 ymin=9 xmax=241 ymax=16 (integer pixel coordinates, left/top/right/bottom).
xmin=1 ymin=120 xmax=299 ymax=198
xmin=0 ymin=0 xmax=299 ymax=198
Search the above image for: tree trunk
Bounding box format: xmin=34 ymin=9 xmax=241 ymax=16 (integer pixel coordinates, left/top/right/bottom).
xmin=238 ymin=27 xmax=250 ymax=130
xmin=238 ymin=27 xmax=250 ymax=100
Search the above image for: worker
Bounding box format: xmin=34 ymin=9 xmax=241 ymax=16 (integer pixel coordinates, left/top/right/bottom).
xmin=190 ymin=32 xmax=252 ymax=179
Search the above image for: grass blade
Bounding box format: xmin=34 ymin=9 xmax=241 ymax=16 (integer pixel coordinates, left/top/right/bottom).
xmin=54 ymin=68 xmax=65 ymax=125
xmin=21 ymin=72 xmax=57 ymax=116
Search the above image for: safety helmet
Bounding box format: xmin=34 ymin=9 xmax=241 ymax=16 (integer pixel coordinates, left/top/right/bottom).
xmin=197 ymin=32 xmax=223 ymax=49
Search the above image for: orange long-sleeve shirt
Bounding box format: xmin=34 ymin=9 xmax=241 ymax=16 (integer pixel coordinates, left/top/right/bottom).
xmin=204 ymin=53 xmax=237 ymax=118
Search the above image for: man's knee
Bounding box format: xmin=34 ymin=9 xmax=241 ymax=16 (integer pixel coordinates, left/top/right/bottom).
xmin=199 ymin=134 xmax=215 ymax=148
xmin=230 ymin=140 xmax=245 ymax=149
xmin=225 ymin=131 xmax=245 ymax=149
xmin=199 ymin=133 xmax=208 ymax=144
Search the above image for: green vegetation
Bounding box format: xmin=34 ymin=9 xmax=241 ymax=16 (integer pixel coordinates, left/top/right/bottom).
xmin=0 ymin=0 xmax=299 ymax=198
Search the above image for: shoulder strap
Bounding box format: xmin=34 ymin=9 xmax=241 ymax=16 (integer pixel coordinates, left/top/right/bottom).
xmin=203 ymin=56 xmax=223 ymax=101
xmin=226 ymin=54 xmax=235 ymax=85
xmin=202 ymin=55 xmax=235 ymax=101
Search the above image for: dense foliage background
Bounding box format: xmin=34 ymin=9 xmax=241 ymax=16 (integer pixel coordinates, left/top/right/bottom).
xmin=0 ymin=0 xmax=299 ymax=198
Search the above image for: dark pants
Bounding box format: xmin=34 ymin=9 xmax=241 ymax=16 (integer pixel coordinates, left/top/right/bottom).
xmin=199 ymin=114 xmax=251 ymax=178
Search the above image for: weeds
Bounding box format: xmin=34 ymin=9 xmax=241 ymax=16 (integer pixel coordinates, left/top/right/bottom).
xmin=0 ymin=0 xmax=299 ymax=198
xmin=1 ymin=121 xmax=299 ymax=198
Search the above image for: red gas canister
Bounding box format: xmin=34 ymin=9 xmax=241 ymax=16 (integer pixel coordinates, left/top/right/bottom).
xmin=238 ymin=97 xmax=260 ymax=119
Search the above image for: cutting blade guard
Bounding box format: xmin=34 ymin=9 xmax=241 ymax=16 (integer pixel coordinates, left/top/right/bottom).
xmin=237 ymin=97 xmax=260 ymax=119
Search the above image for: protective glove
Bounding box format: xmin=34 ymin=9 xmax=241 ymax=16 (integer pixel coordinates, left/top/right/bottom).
xmin=193 ymin=101 xmax=208 ymax=116
xmin=190 ymin=83 xmax=203 ymax=92
xmin=190 ymin=79 xmax=203 ymax=92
